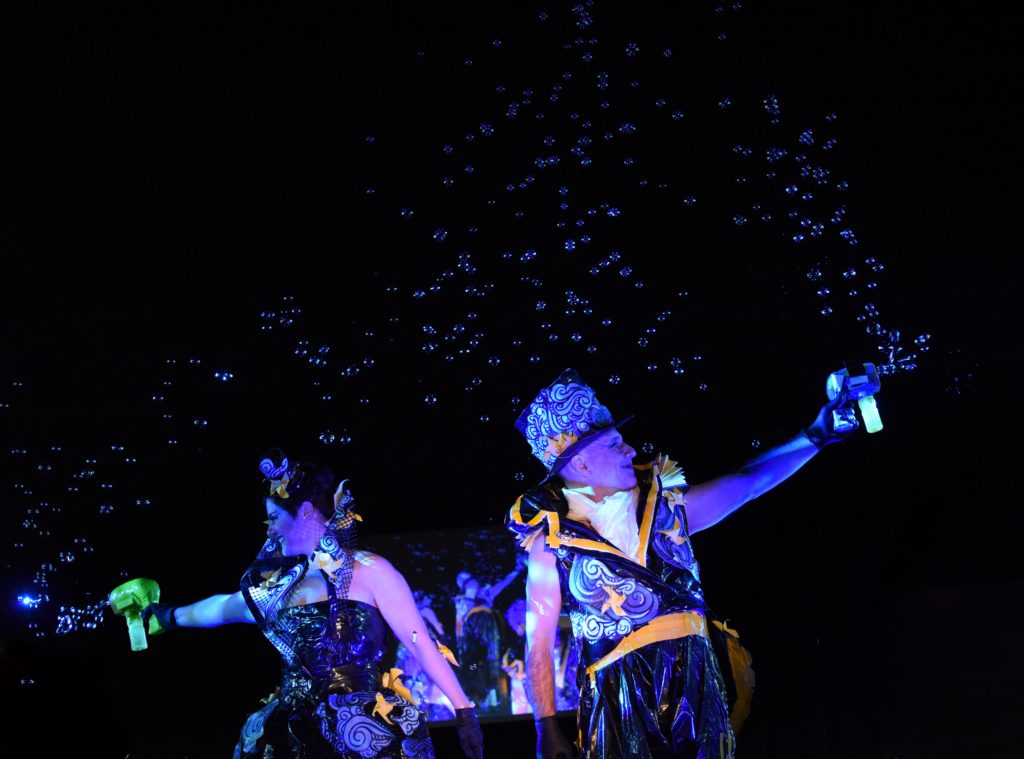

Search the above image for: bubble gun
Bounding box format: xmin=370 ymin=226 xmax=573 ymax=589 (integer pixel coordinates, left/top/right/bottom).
xmin=108 ymin=577 xmax=161 ymax=652
xmin=826 ymin=363 xmax=883 ymax=434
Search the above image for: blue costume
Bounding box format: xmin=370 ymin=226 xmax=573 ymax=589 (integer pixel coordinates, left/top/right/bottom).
xmin=510 ymin=369 xmax=748 ymax=758
xmin=234 ymin=473 xmax=434 ymax=759
xmin=507 ymin=455 xmax=735 ymax=758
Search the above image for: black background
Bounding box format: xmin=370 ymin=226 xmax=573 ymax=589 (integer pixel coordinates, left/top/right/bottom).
xmin=1 ymin=2 xmax=1020 ymax=758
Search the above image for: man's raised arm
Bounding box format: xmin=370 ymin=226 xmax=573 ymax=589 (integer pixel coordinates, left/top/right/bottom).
xmin=684 ymin=394 xmax=856 ymax=533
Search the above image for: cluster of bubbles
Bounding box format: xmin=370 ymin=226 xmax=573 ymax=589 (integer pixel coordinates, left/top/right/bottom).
xmin=3 ymin=1 xmax=950 ymax=647
xmin=3 ymin=357 xmax=245 ymax=642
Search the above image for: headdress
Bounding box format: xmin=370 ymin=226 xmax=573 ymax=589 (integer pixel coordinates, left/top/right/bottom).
xmin=259 ymin=452 xmax=293 ymax=499
xmin=243 ymin=450 xmax=362 ymax=638
xmin=514 ymin=368 xmax=633 ymax=483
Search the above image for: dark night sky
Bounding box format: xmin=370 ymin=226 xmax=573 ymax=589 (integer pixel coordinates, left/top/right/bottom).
xmin=1 ymin=2 xmax=1020 ymax=758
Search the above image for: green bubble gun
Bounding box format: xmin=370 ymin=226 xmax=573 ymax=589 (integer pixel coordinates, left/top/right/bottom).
xmin=826 ymin=362 xmax=883 ymax=434
xmin=108 ymin=577 xmax=161 ymax=652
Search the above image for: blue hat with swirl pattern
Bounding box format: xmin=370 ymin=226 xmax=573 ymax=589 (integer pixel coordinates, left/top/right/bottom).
xmin=515 ymin=368 xmax=633 ymax=482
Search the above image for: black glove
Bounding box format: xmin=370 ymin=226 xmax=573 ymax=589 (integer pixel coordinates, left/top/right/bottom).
xmin=536 ymin=715 xmax=576 ymax=759
xmin=803 ymin=393 xmax=858 ymax=449
xmin=454 ymin=706 xmax=483 ymax=759
xmin=142 ymin=603 xmax=178 ymax=634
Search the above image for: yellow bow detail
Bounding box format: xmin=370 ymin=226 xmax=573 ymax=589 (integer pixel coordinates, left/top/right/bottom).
xmin=543 ymin=432 xmax=580 ymax=464
xmin=312 ymin=550 xmax=346 ymax=581
xmin=260 ymin=568 xmax=282 ymax=589
xmin=268 ymin=476 xmax=290 ymax=499
xmin=436 ymin=640 xmax=460 ymax=667
xmin=372 ymin=692 xmax=395 ymax=724
xmin=382 ymin=667 xmax=416 ymax=703
xmin=663 ymin=487 xmax=687 ymax=509
xmin=657 ymin=513 xmax=687 ymax=546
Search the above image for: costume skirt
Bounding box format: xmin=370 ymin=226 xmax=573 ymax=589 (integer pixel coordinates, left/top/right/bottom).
xmin=577 ymin=634 xmax=734 ymax=759
xmin=233 ymin=687 xmax=435 ymax=759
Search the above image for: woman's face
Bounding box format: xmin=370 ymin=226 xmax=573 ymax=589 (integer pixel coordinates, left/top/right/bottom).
xmin=265 ymin=499 xmax=298 ymax=552
xmin=265 ymin=498 xmax=327 ymax=556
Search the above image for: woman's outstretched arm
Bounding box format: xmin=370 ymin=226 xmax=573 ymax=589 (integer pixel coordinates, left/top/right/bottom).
xmin=166 ymin=591 xmax=256 ymax=628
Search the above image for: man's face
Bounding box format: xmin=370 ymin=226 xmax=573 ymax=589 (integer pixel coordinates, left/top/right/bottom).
xmin=576 ymin=427 xmax=637 ymax=492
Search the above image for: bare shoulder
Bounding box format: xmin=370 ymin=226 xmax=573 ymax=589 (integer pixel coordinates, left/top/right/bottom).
xmin=352 ymin=550 xmax=400 ymax=579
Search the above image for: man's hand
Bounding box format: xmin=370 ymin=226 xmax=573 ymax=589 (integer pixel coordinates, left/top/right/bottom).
xmin=804 ymin=393 xmax=858 ymax=449
xmin=536 ymin=715 xmax=576 ymax=759
xmin=454 ymin=706 xmax=483 ymax=759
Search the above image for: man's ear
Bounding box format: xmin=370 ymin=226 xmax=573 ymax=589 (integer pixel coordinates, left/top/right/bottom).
xmin=566 ymin=452 xmax=590 ymax=479
xmin=300 ymin=500 xmax=316 ymax=519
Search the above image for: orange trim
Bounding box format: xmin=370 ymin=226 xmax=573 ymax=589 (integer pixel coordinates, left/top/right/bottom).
xmin=634 ymin=469 xmax=661 ymax=567
xmin=510 ymin=497 xmax=560 ymax=550
xmin=584 ymin=611 xmax=708 ymax=690
xmin=507 ymin=497 xmax=634 ymax=561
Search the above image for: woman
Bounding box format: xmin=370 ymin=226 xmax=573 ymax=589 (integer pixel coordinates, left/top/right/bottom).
xmin=140 ymin=449 xmax=482 ymax=759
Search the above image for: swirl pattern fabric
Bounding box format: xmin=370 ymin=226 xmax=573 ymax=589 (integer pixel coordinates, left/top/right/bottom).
xmin=234 ymin=600 xmax=434 ymax=758
xmin=567 ymin=557 xmax=659 ymax=641
xmin=515 ymin=369 xmax=618 ymax=468
xmin=526 ymin=381 xmax=610 ymax=463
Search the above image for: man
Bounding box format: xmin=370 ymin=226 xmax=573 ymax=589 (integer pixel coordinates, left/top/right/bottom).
xmin=454 ymin=562 xmax=525 ymax=713
xmin=506 ymin=369 xmax=858 ymax=758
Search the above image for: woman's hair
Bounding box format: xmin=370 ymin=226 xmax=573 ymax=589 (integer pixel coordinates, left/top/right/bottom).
xmin=260 ymin=447 xmax=336 ymax=520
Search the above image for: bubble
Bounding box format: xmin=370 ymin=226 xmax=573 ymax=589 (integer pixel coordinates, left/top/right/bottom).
xmin=625 ymin=42 xmax=640 ymax=56
xmin=751 ymin=440 xmax=761 ymax=448
xmin=320 ymin=431 xmax=336 ymax=444
xmin=432 ymin=228 xmax=448 ymax=242
xmin=609 ymin=375 xmax=621 ymax=385
xmin=193 ymin=418 xmax=208 ymax=428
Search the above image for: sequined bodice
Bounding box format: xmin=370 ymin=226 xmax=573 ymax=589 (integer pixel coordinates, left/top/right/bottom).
xmin=267 ymin=599 xmax=386 ymax=708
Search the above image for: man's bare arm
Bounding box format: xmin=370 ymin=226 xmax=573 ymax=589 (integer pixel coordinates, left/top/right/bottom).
xmin=684 ymin=433 xmax=818 ymax=533
xmin=524 ymin=535 xmax=562 ymax=719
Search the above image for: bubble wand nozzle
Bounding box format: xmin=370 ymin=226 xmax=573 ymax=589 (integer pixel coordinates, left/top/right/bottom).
xmin=108 ymin=578 xmax=161 ymax=652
